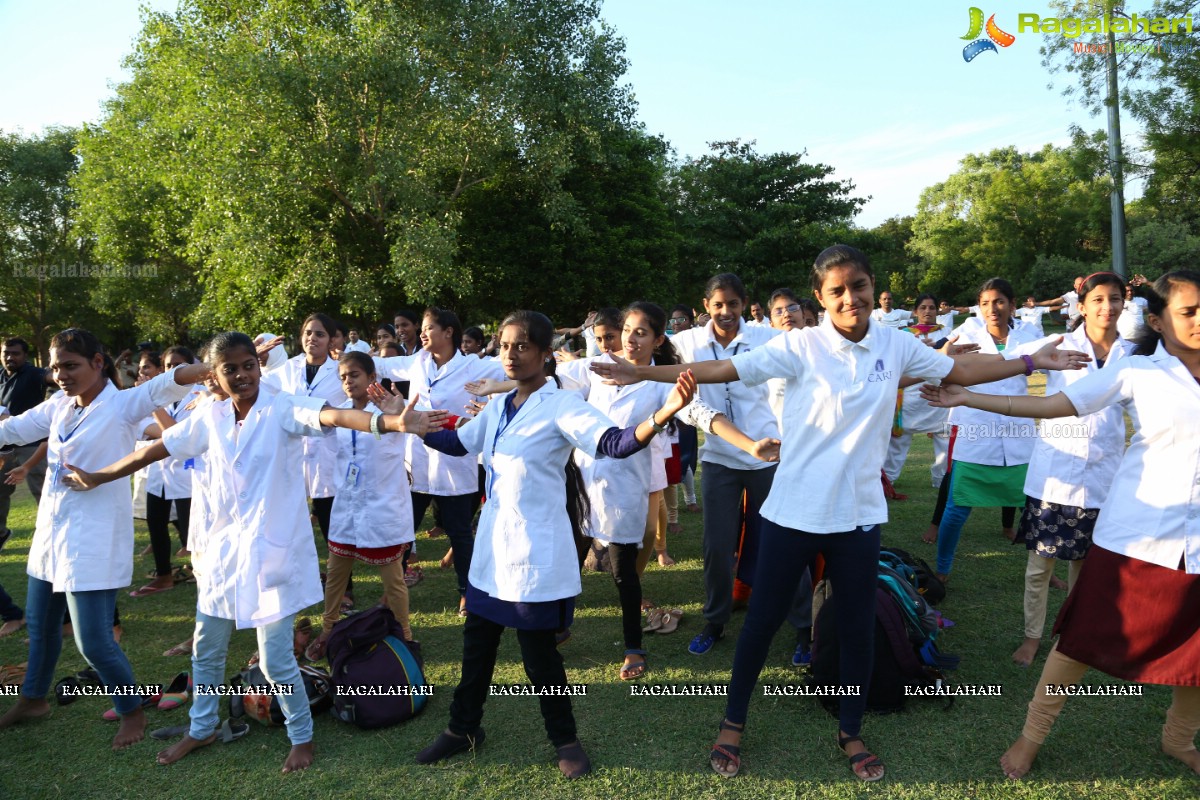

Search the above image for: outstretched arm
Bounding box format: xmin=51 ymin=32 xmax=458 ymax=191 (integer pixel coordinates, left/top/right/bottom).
xmin=920 ymin=383 xmax=1079 ymax=419
xmin=590 ymin=354 xmax=737 ymax=386
xmin=943 ymin=338 xmax=1088 ymax=387
xmin=62 ymin=441 xmax=171 ymax=490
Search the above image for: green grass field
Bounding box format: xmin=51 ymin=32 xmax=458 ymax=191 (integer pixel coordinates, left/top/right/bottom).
xmin=1 ymin=414 xmax=1195 ymax=799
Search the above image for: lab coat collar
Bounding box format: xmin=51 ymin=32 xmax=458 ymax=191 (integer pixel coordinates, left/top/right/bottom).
xmin=1150 ymin=341 xmax=1200 ymax=398
xmin=216 ymin=386 xmax=274 ymax=460
xmin=423 ymin=349 xmax=468 ymax=383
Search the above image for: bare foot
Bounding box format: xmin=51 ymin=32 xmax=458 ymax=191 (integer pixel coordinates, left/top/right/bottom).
xmin=175 ymin=548 xmax=190 ymax=558
xmin=0 ymin=618 xmax=24 ymax=638
xmin=1003 ymin=527 xmax=1017 ymax=542
xmin=1012 ymin=638 xmax=1040 ymax=667
xmin=140 ymin=544 xmax=153 ymax=557
xmin=440 ymin=550 xmax=454 ymax=569
xmin=1000 ymin=734 xmax=1040 ymax=780
xmin=667 ymin=522 xmax=683 ymax=534
xmin=113 ymin=707 xmax=146 ymax=750
xmin=685 ymin=502 xmax=700 ymax=513
xmin=0 ymin=696 xmax=52 ymax=729
xmin=921 ymin=525 xmax=938 ymax=544
xmin=157 ymin=731 xmax=217 ymax=764
xmin=1049 ymin=575 xmax=1068 ymax=591
xmin=936 ymin=573 xmax=950 ymax=585
xmin=282 ymin=741 xmax=314 ymax=773
xmin=657 ymin=551 xmax=676 ymax=567
xmin=112 ymin=625 xmax=123 ymax=644
xmin=1162 ymin=741 xmax=1200 ymax=775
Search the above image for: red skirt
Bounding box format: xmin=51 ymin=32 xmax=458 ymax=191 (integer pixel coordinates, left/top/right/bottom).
xmin=1054 ymin=545 xmax=1200 ymax=686
xmin=328 ymin=540 xmax=410 ymax=566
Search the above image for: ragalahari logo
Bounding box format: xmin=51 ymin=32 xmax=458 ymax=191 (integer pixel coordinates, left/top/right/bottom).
xmin=962 ymin=7 xmax=1015 ymax=61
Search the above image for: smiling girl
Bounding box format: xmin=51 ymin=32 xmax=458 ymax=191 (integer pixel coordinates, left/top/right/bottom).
xmin=592 ymin=245 xmax=1086 ymax=781
xmin=922 ymin=271 xmax=1200 ymax=780
xmin=0 ymin=329 xmax=208 ymax=750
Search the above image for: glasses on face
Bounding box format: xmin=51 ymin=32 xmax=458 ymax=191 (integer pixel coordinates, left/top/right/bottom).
xmin=771 ymin=304 xmax=801 ymax=318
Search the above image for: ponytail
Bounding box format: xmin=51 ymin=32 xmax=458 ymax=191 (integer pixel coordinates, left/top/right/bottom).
xmin=1132 ymin=270 xmax=1200 ymax=355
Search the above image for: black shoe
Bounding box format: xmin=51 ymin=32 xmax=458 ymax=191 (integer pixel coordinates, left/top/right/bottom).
xmin=416 ymin=728 xmax=485 ymax=764
xmin=0 ymin=528 xmax=11 ymax=552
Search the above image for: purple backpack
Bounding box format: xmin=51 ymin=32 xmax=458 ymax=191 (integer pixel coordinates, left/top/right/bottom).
xmin=326 ymin=606 xmax=430 ymax=728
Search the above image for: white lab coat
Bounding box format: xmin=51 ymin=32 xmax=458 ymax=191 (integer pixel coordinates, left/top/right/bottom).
xmin=1063 ymin=342 xmax=1200 ymax=574
xmin=455 ymin=381 xmax=615 ymax=602
xmin=329 ymin=400 xmax=415 ymax=548
xmin=946 ymin=319 xmax=1040 ymax=467
xmin=261 ymin=355 xmax=343 ymax=498
xmin=144 ymin=388 xmax=205 ymax=500
xmin=381 ymin=350 xmax=504 ymax=496
xmin=162 ymin=389 xmax=327 ymax=628
xmin=1008 ymin=329 xmax=1135 ymax=508
xmin=0 ymin=371 xmax=193 ymax=592
xmin=568 ymin=360 xmax=671 ymax=546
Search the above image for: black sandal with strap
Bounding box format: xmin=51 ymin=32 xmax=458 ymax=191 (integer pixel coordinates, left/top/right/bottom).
xmin=710 ymin=719 xmax=744 ymax=778
xmin=838 ymin=733 xmax=885 ymax=782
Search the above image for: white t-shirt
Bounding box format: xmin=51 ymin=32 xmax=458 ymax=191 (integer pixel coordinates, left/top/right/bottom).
xmin=871 ymin=308 xmax=912 ymax=329
xmin=1016 ymin=306 xmax=1052 ymax=336
xmin=1117 ymin=296 xmax=1148 ymax=340
xmin=1060 ymin=290 xmax=1080 ymax=322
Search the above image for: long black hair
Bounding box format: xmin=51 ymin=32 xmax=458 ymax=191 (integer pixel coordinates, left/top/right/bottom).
xmin=497 ymin=311 xmax=592 ymax=557
xmin=1132 ymin=270 xmax=1200 ymax=356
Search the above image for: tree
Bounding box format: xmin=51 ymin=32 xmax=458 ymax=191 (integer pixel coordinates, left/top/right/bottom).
xmin=0 ymin=128 xmax=105 ymax=360
xmin=453 ymin=127 xmax=678 ymax=326
xmin=907 ymin=132 xmax=1112 ymax=303
xmin=859 ymin=216 xmax=918 ymax=299
xmin=76 ymin=0 xmax=638 ymax=333
xmin=669 ymin=140 xmax=864 ymax=302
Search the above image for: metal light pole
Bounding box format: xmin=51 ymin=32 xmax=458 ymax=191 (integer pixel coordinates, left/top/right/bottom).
xmin=1105 ymin=2 xmax=1128 ymax=278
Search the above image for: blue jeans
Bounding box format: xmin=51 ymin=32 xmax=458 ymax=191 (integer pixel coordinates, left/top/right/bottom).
xmin=936 ymin=465 xmax=973 ymax=575
xmin=189 ymin=611 xmax=313 ymax=745
xmin=725 ymin=521 xmax=880 ymax=737
xmin=22 ymin=577 xmax=142 ymax=714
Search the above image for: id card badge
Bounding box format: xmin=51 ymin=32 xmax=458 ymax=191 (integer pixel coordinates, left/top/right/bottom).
xmin=344 ymin=462 xmax=361 ymax=489
xmin=183 ymin=458 xmax=196 ymax=470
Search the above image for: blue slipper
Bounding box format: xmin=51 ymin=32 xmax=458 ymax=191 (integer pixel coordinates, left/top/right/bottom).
xmin=791 ymin=642 xmax=812 ymax=667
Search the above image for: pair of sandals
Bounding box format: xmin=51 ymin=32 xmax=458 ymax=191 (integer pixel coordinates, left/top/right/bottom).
xmin=642 ymin=606 xmax=683 ymax=634
xmin=709 ymin=724 xmax=885 ymax=782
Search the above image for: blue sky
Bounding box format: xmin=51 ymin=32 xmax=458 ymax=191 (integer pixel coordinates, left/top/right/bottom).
xmin=0 ymin=0 xmax=1153 ymax=226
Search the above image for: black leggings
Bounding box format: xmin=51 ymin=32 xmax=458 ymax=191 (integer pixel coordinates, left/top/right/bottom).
xmin=147 ymin=491 xmax=191 ymax=577
xmin=607 ymin=543 xmax=643 ymax=652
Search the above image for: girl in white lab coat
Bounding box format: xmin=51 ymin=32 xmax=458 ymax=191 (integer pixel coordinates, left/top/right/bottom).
xmin=57 ymin=331 xmax=443 ymax=773
xmin=1006 ymin=272 xmax=1134 ymax=667
xmin=0 ymin=328 xmax=207 ymax=751
xmin=934 ymin=278 xmax=1041 ymax=580
xmin=373 ymin=307 xmax=505 ymax=616
xmin=307 ymin=351 xmax=416 ymax=660
xmin=410 ymin=310 xmax=697 ymax=779
xmin=261 ymin=313 xmax=352 ymax=605
xmin=922 ymin=270 xmax=1200 ymax=780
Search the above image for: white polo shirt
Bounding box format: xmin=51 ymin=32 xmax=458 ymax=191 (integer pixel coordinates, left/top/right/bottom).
xmin=731 ymin=317 xmax=954 ymax=533
xmin=1063 ymin=342 xmax=1200 ymax=574
xmin=1016 ymin=306 xmax=1052 ymax=337
xmin=672 ymin=320 xmax=780 ymax=471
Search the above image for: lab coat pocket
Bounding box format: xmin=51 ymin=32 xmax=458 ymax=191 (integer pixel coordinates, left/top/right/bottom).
xmin=500 ymin=516 xmax=552 ymax=570
xmin=257 ymin=528 xmax=294 ymax=590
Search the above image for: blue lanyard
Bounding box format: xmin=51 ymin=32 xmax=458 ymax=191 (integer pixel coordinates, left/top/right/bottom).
xmin=168 ymin=400 xmax=183 ymax=420
xmin=709 ymin=342 xmax=741 ymax=424
xmin=305 ymin=365 xmax=329 ymax=397
xmin=351 ymin=429 xmax=357 ymax=460
xmin=58 ymin=403 xmax=94 ymax=444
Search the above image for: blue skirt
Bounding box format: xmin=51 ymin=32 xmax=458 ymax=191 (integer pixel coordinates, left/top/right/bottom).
xmin=464 ymin=582 xmax=575 ymax=631
xmin=1017 ymin=495 xmax=1098 ymax=560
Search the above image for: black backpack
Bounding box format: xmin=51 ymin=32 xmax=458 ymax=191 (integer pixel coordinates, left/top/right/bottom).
xmin=326 ymin=606 xmax=430 ymax=729
xmin=880 ymin=546 xmax=946 ymax=606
